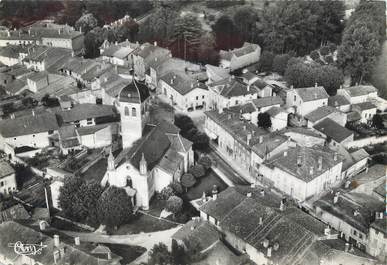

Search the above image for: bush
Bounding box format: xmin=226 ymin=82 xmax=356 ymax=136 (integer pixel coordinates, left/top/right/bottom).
xmin=158 ymin=186 xmax=175 ymax=200
xmin=189 ymin=164 xmax=206 ymax=179
xmin=165 ymin=196 xmax=183 ymax=214
xmin=181 ymin=173 xmax=196 ymax=190
xmin=310 ymin=50 xmax=320 ymax=60
xmin=169 ymin=182 xmax=183 ymax=195
xmin=198 ymin=155 xmax=212 ymax=170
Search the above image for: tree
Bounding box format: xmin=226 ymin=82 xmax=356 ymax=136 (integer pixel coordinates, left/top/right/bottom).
xmin=197 ymin=33 xmax=219 ymax=65
xmin=116 ymin=20 xmax=139 ymax=42
xmin=198 ymin=155 xmax=212 ymax=170
xmin=174 ymin=114 xmax=195 ymax=133
xmin=337 ymin=24 xmax=380 ymax=84
xmin=192 ymin=132 xmax=210 ymax=151
xmin=41 ymin=94 xmax=59 ymax=107
xmin=181 ymin=173 xmax=196 ymax=191
xmin=258 ymin=51 xmax=274 ymax=72
xmin=148 ymin=243 xmax=173 ymax=265
xmin=189 ymin=164 xmax=206 ymax=179
xmin=58 ymin=176 xmax=86 ymax=221
xmin=212 ymin=15 xmax=243 ymax=51
xmin=320 ymin=46 xmax=330 ymax=56
xmin=372 ymin=114 xmax=385 ymax=129
xmin=285 ymin=60 xmax=318 ymax=88
xmin=233 ymin=6 xmax=257 ymax=42
xmin=165 ymin=196 xmax=183 ymax=215
xmin=310 ymin=50 xmax=320 ymax=61
xmin=315 ymin=65 xmax=344 ymax=96
xmin=2 ymin=102 xmax=14 ymax=115
xmin=258 ymin=112 xmax=272 ymax=129
xmin=84 ymin=31 xmax=101 ymax=58
xmin=98 ymin=186 xmax=133 ymax=229
xmin=79 ymin=181 xmax=103 ymax=225
xmin=13 ymin=163 xmax=33 ymax=190
xmin=21 ymin=97 xmax=36 ymax=108
xmin=75 ymin=12 xmax=98 ymax=33
xmin=272 ymin=54 xmax=292 ymax=75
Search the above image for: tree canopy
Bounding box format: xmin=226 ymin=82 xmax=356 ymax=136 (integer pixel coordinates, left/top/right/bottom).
xmin=97 ymin=186 xmax=133 ymax=228
xmin=258 ymin=112 xmax=272 ymax=129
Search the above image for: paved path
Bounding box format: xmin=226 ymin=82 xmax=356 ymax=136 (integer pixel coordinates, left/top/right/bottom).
xmin=62 ymin=226 xmax=182 ymax=264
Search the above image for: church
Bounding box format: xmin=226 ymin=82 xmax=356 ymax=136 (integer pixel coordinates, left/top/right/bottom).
xmin=101 ymin=78 xmax=194 ymax=210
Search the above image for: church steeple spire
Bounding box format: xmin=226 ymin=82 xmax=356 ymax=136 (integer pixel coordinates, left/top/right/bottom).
xmin=107 ymin=147 xmax=115 ymax=171
xmin=139 ymin=153 xmax=147 ymax=175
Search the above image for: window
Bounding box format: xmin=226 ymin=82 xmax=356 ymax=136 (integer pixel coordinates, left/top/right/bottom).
xmin=0 ymin=181 xmax=3 ymax=187
xmin=48 ymin=130 xmax=54 ymax=135
xmin=196 ymin=96 xmax=198 ymax=100
xmin=124 ymin=106 xmax=129 ymax=116
xmin=202 ymin=95 xmax=205 ymax=99
xmin=294 ymin=95 xmax=296 ymax=101
xmin=353 ymin=230 xmax=357 ymax=236
xmin=132 ymin=107 xmax=137 ymax=117
xmin=33 ymin=135 xmax=35 ymax=138
xmin=359 ymin=233 xmax=363 ymax=239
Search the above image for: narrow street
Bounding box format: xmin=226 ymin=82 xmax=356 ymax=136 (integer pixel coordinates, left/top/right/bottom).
xmin=207 ymin=144 xmax=250 ymax=185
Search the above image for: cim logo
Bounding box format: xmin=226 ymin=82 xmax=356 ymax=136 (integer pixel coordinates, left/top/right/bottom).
xmin=8 ymin=241 xmax=47 ymax=256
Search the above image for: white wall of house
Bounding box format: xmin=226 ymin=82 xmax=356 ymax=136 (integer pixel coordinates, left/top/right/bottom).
xmin=208 ymin=88 xmax=258 ymax=111
xmin=0 ymin=131 xmax=53 ymax=151
xmin=283 ymin=132 xmax=326 ymax=147
xmin=0 ymin=55 xmax=19 ymax=66
xmin=270 ymin=112 xmax=288 ymax=131
xmin=367 ymin=226 xmax=387 ymax=260
xmin=79 ymin=126 xmax=112 ymax=148
xmin=50 ymin=180 xmax=64 ymax=209
xmin=357 ymin=108 xmax=377 ymax=123
xmin=0 ymin=173 xmax=16 ymax=195
xmin=286 ymin=90 xmax=328 ymax=116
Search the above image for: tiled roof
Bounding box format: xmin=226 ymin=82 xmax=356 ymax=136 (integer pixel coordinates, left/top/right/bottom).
xmin=57 ymin=104 xmax=116 ymax=124
xmin=305 ymin=106 xmax=340 ymax=122
xmin=352 ymin=102 xmax=377 ymax=111
xmin=295 ymin=86 xmax=329 ymax=102
xmin=220 ymin=42 xmax=259 ymax=60
xmin=0 ymin=204 xmax=30 ymax=223
xmin=227 ymin=102 xmax=256 ymax=114
xmin=264 ymin=145 xmax=342 ymax=182
xmin=266 ymin=106 xmax=287 ymax=117
xmin=343 ymin=85 xmax=377 ymax=97
xmin=27 ymin=71 xmax=48 ymax=82
xmin=0 ymin=161 xmax=15 ymax=178
xmin=346 ymin=111 xmax=361 ymax=122
xmin=252 ymin=133 xmax=288 ymax=159
xmin=252 ymin=96 xmax=283 ymax=108
xmin=0 ymin=112 xmax=59 ymax=137
xmin=209 ymin=78 xmax=257 ymax=97
xmin=160 ymin=72 xmax=207 ymax=96
xmin=315 ymin=192 xmax=384 ymax=233
xmin=328 ymin=95 xmax=350 ymax=107
xmin=157 ymin=148 xmax=184 ymax=175
xmin=313 ymin=118 xmax=353 ymax=143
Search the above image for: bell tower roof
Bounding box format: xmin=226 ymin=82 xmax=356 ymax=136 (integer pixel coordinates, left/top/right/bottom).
xmin=119 ymin=78 xmax=150 ymax=104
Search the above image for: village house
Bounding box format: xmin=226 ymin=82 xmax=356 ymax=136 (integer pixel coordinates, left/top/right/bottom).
xmin=282 ymin=127 xmax=326 ymax=147
xmin=340 ymin=148 xmax=370 ymax=179
xmin=0 ymin=111 xmax=59 ymax=151
xmin=259 ymin=146 xmax=344 ymax=201
xmin=158 ymin=71 xmax=208 ymax=112
xmin=0 ymin=45 xmax=28 ymax=66
xmin=196 ymin=186 xmax=377 ymax=265
xmin=352 ymin=102 xmax=377 ymax=123
xmin=313 ymin=118 xmax=354 ymax=147
xmin=266 ymin=107 xmax=289 ymax=131
xmin=305 ymin=106 xmax=347 ymax=128
xmin=22 ymin=46 xmax=72 ymax=72
xmin=219 ymin=42 xmax=261 ymax=72
xmin=0 ymin=161 xmax=16 ymax=196
xmin=337 ymin=85 xmax=378 ymax=105
xmin=100 ymin=40 xmax=139 ymax=67
xmin=286 ymin=85 xmax=329 ymax=116
xmin=328 ymin=94 xmax=351 ymax=112
xmin=40 ymin=28 xmax=84 ymax=54
xmin=0 ymin=221 xmax=122 ymax=265
xmin=26 ymin=71 xmax=49 ymax=93
xmin=367 ymin=217 xmax=386 ymax=262
xmin=132 ymin=42 xmax=171 ymax=80
xmin=207 ymin=76 xmax=259 ymax=111
xmin=314 ymin=191 xmax=384 ymax=251
xmin=205 ymin=64 xmax=230 ymax=84
xmin=349 ymin=164 xmax=386 ymax=197
xmin=0 ymin=29 xmax=38 ymax=47
xmin=204 ymin=110 xmax=268 ymax=175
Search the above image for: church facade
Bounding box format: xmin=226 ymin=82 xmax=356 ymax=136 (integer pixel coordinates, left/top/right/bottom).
xmin=101 ymin=78 xmax=194 ymax=210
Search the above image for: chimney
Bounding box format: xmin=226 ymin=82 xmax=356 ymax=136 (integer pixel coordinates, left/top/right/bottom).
xmin=191 ymin=83 xmax=194 ymax=88
xmin=201 ymin=192 xmax=206 ymax=203
xmin=39 ymin=220 xmax=46 ymax=230
xmin=333 ymin=193 xmax=339 ymax=204
xmin=263 ymin=239 xmax=269 ymax=248
xmin=212 ymin=185 xmax=218 ymax=200
xmin=290 ymin=85 xmax=294 ymax=89
xmin=259 ymin=216 xmax=263 ymax=225
xmin=107 ymin=251 xmax=112 ymax=260
xmin=259 ymin=135 xmax=263 ymax=144
xmin=283 ymin=151 xmax=288 ymax=157
xmin=53 ymin=250 xmax=60 ymax=264
xmin=315 ymin=82 xmax=318 ymax=88
xmin=345 ymin=243 xmax=350 ymax=252
xmin=218 ymin=107 xmax=223 ymax=114
xmin=247 ymin=133 xmax=252 ymax=145
xmin=58 ymin=29 xmax=61 ymax=35
xmin=297 ymin=155 xmax=302 ymax=166
xmin=318 ymin=156 xmax=323 ymax=170
xmin=54 ymin=234 xmax=60 ymax=248
xmin=154 ymin=41 xmax=157 ymax=46
xmin=260 ymin=189 xmax=265 ymax=197
xmin=309 ymin=166 xmax=314 ymax=175
xmin=333 ymin=152 xmax=338 ymax=161
xmin=74 ymin=237 xmax=80 ymax=246
xmin=324 ymin=226 xmax=331 ymax=236
xmin=353 ymin=209 xmax=360 ymax=216
xmin=246 ymin=192 xmax=252 ymax=197
xmin=247 ymin=84 xmax=250 ymax=91
xmin=10 ymin=113 xmax=15 ymax=119
xmin=279 ymin=199 xmax=285 ymax=211
xmin=267 ymin=247 xmax=272 ymax=257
